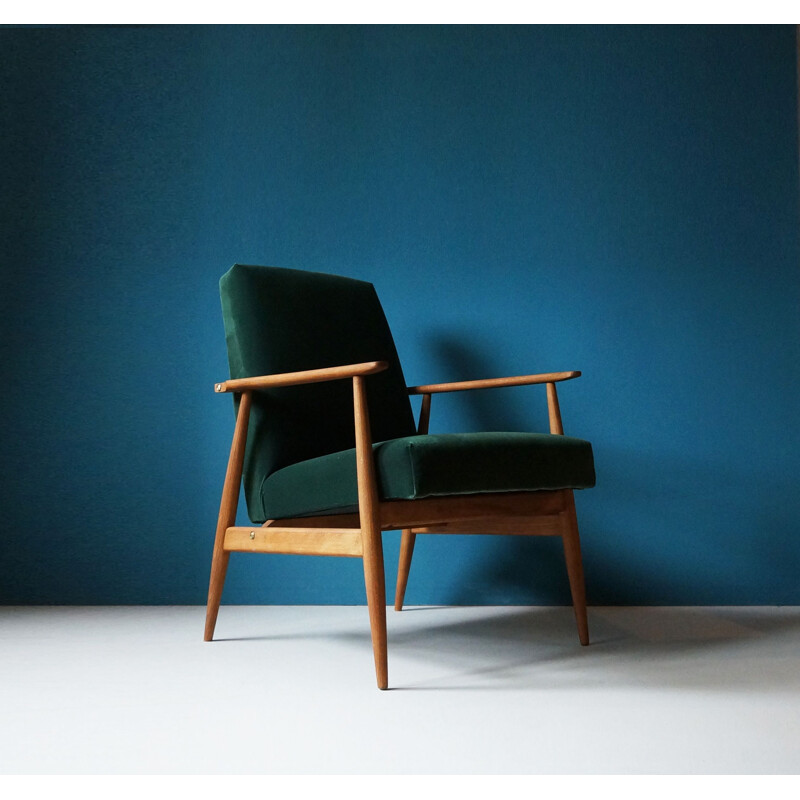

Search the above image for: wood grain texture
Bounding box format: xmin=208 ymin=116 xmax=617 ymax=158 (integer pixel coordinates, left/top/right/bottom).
xmin=224 ymin=526 xmax=363 ymax=557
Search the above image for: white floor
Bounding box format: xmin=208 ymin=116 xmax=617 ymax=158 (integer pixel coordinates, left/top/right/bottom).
xmin=1 ymin=605 xmax=798 ymax=774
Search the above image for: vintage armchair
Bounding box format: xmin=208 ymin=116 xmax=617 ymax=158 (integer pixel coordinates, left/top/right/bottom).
xmin=205 ymin=264 xmax=596 ymax=689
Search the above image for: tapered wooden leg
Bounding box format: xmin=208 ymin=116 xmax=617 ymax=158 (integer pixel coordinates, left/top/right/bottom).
xmin=392 ymin=392 xmax=429 ymax=615
xmin=394 ymin=530 xmax=416 ymax=611
xmin=562 ymin=490 xmax=590 ymax=646
xmin=204 ymin=391 xmax=252 ymax=642
xmin=353 ymin=376 xmax=389 ymax=689
xmin=362 ymin=525 xmax=388 ymax=690
xmin=204 ymin=551 xmax=230 ymax=641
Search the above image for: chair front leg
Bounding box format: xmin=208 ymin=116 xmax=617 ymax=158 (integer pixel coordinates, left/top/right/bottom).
xmin=353 ymin=376 xmax=388 ymax=689
xmin=561 ymin=489 xmax=590 ymax=646
xmin=204 ymin=391 xmax=252 ymax=642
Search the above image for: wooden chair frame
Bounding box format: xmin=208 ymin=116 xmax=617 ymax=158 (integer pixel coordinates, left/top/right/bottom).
xmin=204 ymin=361 xmax=589 ymax=689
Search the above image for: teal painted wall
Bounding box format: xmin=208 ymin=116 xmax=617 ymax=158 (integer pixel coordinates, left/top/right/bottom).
xmin=1 ymin=25 xmax=798 ymax=604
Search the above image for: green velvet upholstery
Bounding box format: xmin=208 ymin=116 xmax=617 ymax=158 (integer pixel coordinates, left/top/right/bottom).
xmin=220 ymin=264 xmax=417 ymax=523
xmin=261 ymin=432 xmax=596 ymax=520
xmin=220 ymin=264 xmax=595 ymax=525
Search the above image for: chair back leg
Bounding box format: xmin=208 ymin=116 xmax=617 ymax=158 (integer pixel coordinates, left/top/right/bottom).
xmin=561 ymin=489 xmax=590 ymax=646
xmin=394 ymin=394 xmax=429 ymax=612
xmin=394 ymin=530 xmax=416 ymax=610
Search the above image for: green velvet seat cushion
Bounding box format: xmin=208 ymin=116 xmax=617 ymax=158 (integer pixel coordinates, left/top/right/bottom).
xmin=259 ymin=432 xmax=596 ymax=521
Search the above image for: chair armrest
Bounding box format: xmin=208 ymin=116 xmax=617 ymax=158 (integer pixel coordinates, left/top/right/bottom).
xmin=407 ymin=371 xmax=581 ymax=395
xmin=214 ymin=361 xmax=388 ymax=393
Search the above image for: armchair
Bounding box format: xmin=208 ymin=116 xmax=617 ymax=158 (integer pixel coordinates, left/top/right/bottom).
xmin=205 ymin=264 xmax=595 ymax=689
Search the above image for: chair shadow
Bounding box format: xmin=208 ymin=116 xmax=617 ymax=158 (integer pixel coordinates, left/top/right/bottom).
xmin=214 ymin=605 xmax=800 ymax=693
xmin=421 ymin=332 xmax=547 ymax=433
xmin=378 ymin=605 xmax=800 ymax=692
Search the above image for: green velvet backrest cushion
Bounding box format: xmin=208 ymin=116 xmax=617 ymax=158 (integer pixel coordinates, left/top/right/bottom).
xmin=220 ymin=264 xmax=417 ymax=523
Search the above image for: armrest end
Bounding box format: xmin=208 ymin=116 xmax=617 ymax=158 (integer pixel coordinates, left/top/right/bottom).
xmin=215 ymin=360 xmax=388 ymax=393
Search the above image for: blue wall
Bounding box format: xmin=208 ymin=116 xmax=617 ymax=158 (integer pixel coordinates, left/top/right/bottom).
xmin=1 ymin=25 xmax=798 ymax=605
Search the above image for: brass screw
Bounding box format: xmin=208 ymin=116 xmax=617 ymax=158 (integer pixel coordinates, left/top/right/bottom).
xmin=250 ymin=531 xmax=256 ymax=540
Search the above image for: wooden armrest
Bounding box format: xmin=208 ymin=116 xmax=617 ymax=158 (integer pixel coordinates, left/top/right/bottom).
xmin=407 ymin=371 xmax=581 ymax=395
xmin=214 ymin=361 xmax=388 ymax=393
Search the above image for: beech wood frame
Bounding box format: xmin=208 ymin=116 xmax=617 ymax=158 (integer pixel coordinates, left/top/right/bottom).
xmin=205 ymin=362 xmax=589 ymax=689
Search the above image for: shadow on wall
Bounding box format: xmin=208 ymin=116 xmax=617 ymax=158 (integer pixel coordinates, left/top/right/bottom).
xmin=423 ymin=333 xmax=547 ymax=432
xmin=413 ymin=330 xmax=584 ymax=605
xmin=578 ymin=447 xmax=800 ymax=605
xmin=405 ymin=334 xmax=800 ymax=607
xmin=438 ymin=449 xmax=800 ymax=606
